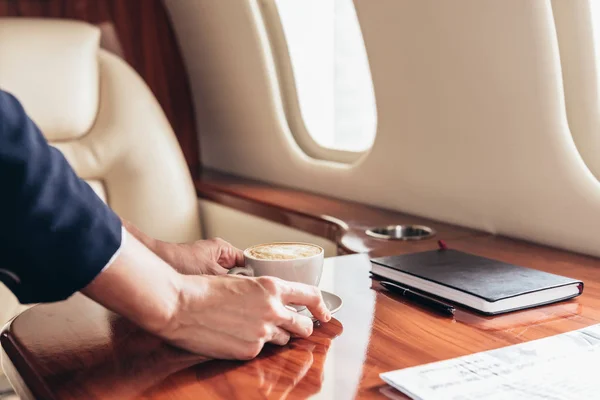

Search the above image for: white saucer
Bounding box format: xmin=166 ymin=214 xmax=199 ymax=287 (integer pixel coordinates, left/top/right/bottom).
xmin=293 ymin=290 xmax=343 ymax=321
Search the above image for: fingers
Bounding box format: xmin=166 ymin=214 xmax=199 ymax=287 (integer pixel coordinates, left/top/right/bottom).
xmin=233 ymin=247 xmax=245 ymax=267
xmin=209 ymin=262 xmax=229 ymax=276
xmin=278 ymin=308 xmax=315 ymax=338
xmin=214 ymin=238 xmax=245 ymax=268
xmin=278 ymin=281 xmax=331 ymax=323
xmin=269 ymin=326 xmax=291 ymax=346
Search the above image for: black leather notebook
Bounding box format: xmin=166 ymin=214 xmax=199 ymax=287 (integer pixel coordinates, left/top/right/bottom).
xmin=370 ymin=249 xmax=583 ymax=315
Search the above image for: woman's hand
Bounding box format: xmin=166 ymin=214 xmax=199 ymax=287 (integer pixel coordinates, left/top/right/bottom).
xmin=157 ymin=274 xmax=331 ymax=360
xmin=169 ymin=238 xmax=245 ymax=276
xmin=120 ymin=218 xmax=244 ymax=276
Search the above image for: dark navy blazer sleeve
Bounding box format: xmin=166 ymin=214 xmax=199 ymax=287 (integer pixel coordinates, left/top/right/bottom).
xmin=0 ymin=89 xmax=122 ymax=304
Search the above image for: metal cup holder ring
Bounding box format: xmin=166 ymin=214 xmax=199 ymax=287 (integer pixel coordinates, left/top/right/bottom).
xmin=365 ymin=224 xmax=436 ymax=241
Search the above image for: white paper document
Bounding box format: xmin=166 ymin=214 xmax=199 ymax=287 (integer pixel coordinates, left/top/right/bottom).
xmin=380 ymin=323 xmax=600 ymax=400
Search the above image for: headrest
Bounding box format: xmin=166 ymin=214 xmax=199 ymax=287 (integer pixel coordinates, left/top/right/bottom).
xmin=0 ymin=18 xmax=100 ymax=141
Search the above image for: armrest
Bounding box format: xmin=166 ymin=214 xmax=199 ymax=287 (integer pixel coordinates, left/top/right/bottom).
xmin=194 ymin=169 xmax=484 ymax=257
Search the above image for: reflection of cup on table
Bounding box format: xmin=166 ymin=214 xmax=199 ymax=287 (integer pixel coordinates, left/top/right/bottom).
xmin=228 ymin=242 xmax=324 ymax=311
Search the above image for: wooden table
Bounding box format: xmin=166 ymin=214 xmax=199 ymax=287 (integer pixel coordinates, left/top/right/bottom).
xmin=2 ymin=236 xmax=600 ymax=399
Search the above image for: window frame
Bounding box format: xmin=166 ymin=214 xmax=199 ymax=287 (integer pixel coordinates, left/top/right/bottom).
xmin=258 ymin=0 xmax=376 ymax=164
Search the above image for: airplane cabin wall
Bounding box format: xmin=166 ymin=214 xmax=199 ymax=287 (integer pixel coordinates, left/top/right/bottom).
xmin=165 ymin=0 xmax=600 ymax=259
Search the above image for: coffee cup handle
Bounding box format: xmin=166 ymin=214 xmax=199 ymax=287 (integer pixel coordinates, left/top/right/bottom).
xmin=227 ymin=266 xmax=255 ymax=277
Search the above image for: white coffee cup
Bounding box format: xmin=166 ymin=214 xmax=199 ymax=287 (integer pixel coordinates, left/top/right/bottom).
xmin=228 ymin=242 xmax=324 ymax=310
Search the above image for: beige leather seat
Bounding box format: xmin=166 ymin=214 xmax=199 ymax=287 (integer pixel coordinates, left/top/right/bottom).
xmin=0 ymin=18 xmax=202 ymax=343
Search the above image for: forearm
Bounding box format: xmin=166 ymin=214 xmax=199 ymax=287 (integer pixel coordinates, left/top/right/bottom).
xmin=81 ymin=229 xmax=182 ymax=334
xmin=120 ymin=219 xmax=244 ymax=277
xmin=120 ymin=218 xmax=189 ymax=274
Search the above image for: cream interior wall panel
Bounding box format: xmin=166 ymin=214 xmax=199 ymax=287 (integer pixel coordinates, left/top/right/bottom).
xmin=199 ymin=200 xmax=337 ymax=257
xmin=166 ymin=0 xmax=600 ymax=258
xmin=551 ymin=0 xmax=600 ymax=179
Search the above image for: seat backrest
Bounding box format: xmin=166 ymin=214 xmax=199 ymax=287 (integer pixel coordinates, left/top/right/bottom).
xmin=0 ymin=18 xmax=202 ymax=243
xmin=0 ymin=18 xmax=202 ymax=331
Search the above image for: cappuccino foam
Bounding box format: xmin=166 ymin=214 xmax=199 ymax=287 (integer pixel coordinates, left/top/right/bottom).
xmin=247 ymin=243 xmax=321 ymax=260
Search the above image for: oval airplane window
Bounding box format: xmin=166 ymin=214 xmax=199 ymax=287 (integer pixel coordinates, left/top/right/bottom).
xmin=272 ymin=0 xmax=377 ymax=156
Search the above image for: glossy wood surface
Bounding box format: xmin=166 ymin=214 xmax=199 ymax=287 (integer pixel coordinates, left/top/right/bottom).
xmin=0 ymin=0 xmax=200 ymax=175
xmin=195 ymin=169 xmax=485 ymax=257
xmin=3 ymin=240 xmax=600 ymax=399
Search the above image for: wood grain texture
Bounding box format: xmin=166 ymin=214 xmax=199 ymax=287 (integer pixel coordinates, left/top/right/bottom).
xmin=2 ymin=248 xmax=600 ymax=399
xmin=195 ymin=169 xmax=485 ymax=257
xmin=0 ymin=0 xmax=200 ymax=175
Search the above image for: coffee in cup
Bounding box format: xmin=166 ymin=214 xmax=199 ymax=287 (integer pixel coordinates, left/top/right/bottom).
xmin=229 ymin=242 xmax=325 ymax=311
xmin=246 ymin=243 xmax=322 ymax=261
